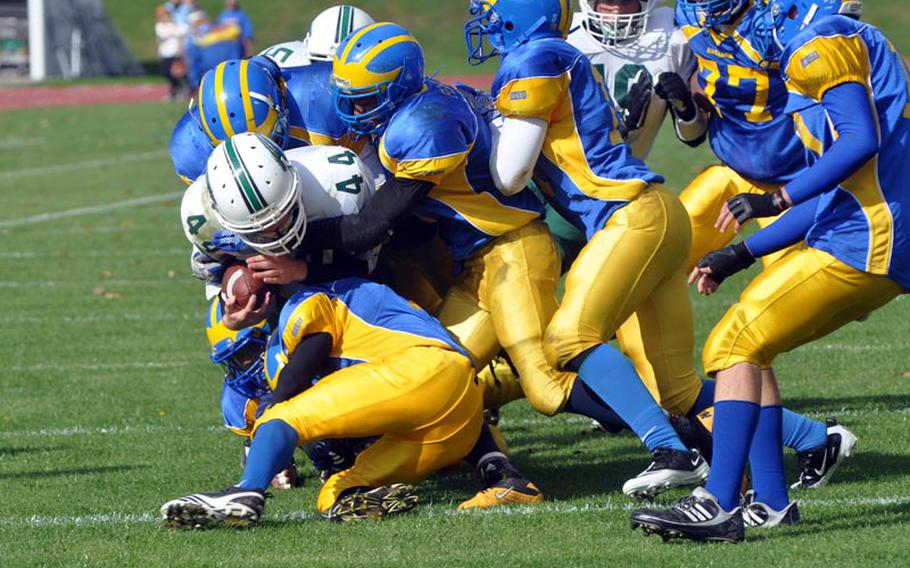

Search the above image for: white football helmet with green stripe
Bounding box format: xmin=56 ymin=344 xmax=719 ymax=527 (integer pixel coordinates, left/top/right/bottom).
xmin=303 ymin=5 xmax=375 ymax=62
xmin=207 ymin=133 xmax=305 ymax=256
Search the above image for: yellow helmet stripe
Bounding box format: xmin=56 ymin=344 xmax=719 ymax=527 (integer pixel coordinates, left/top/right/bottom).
xmin=215 ymin=63 xmax=236 ymax=138
xmin=339 ymin=22 xmax=385 ymax=63
xmin=559 ymin=0 xmax=572 ymax=34
xmin=359 ymin=35 xmax=418 ymax=71
xmin=198 ymin=74 xmax=218 ymax=145
xmin=238 ymin=59 xmax=256 ymax=133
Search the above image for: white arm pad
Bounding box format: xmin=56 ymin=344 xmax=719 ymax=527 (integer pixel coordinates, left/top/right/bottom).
xmin=489 ymin=116 xmax=548 ymax=196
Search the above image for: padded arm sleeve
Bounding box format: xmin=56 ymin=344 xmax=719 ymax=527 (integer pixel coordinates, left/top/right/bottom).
xmin=270 ymin=332 xmax=332 ymax=404
xmin=744 ymin=196 xmax=819 ymax=258
xmin=783 ymin=82 xmax=880 ymax=204
xmin=490 ymin=116 xmax=548 ymax=196
xmin=297 ymin=177 xmax=434 ymax=254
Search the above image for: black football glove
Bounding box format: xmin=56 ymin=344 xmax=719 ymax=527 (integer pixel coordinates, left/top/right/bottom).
xmin=726 ymin=191 xmax=788 ymax=224
xmin=697 ymin=242 xmax=756 ymax=284
xmin=619 ymin=70 xmax=653 ymax=138
xmin=654 ymin=72 xmax=697 ymax=122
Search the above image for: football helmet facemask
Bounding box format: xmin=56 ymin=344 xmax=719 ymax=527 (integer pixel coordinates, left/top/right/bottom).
xmin=581 ymin=0 xmax=654 ymax=47
xmin=206 ymin=298 xmax=270 ymax=399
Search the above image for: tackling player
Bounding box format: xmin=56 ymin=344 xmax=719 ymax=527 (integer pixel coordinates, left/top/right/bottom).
xmin=466 ymin=0 xmax=711 ymax=498
xmin=632 ymin=0 xmax=903 ymax=543
xmin=162 ymin=278 xmax=483 ymax=526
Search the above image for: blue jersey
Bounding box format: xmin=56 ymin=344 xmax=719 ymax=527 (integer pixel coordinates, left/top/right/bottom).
xmin=264 ymin=278 xmax=473 ymax=387
xmin=168 ymin=62 xmax=351 ymax=184
xmin=378 ymin=80 xmax=543 ymax=261
xmin=782 ymin=17 xmax=910 ymax=290
xmin=680 ymin=7 xmax=805 ymax=184
xmin=220 ymin=382 xmax=266 ymax=437
xmin=491 ymin=38 xmax=663 ymax=238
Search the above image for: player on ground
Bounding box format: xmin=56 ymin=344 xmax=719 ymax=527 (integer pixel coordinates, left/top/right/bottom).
xmin=465 ymin=0 xmax=712 ymax=498
xmin=161 ymin=278 xmax=482 ymax=526
xmin=631 ymin=0 xmax=903 ymax=543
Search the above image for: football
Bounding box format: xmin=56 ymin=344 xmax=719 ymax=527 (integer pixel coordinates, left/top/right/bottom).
xmin=222 ymin=264 xmax=269 ymax=308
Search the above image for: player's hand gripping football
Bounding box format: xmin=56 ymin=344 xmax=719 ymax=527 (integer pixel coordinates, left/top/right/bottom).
xmin=222 ymin=288 xmax=275 ymax=330
xmin=247 ymin=254 xmax=309 ymax=285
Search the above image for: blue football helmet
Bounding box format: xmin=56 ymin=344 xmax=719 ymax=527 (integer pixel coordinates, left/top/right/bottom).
xmin=676 ymin=0 xmax=750 ymax=28
xmin=331 ymin=22 xmax=425 ymax=137
xmin=465 ymin=0 xmax=573 ymax=65
xmin=753 ymin=0 xmax=863 ymax=59
xmin=206 ymin=298 xmax=271 ymax=399
xmin=195 ymin=58 xmax=290 ymax=149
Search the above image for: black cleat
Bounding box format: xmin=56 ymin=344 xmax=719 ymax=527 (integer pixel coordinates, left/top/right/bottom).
xmin=324 ymin=484 xmax=419 ymax=522
xmin=741 ymin=490 xmax=801 ymax=528
xmin=631 ymin=487 xmax=744 ymax=543
xmin=623 ymin=448 xmax=709 ymax=499
xmin=161 ymin=486 xmax=267 ymax=530
xmin=791 ymin=418 xmax=857 ymax=489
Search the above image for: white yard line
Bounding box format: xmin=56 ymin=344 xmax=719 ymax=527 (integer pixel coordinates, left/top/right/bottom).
xmin=0 ymin=248 xmax=184 ymax=259
xmin=0 ymin=149 xmax=168 ymax=181
xmin=0 ymin=279 xmax=185 ymax=288
xmin=6 ymin=360 xmax=197 ymax=373
xmin=3 ymin=496 xmax=909 ymax=528
xmin=0 ymin=312 xmax=194 ymax=325
xmin=0 ymin=424 xmax=220 ymax=438
xmin=0 ymin=191 xmax=182 ymax=229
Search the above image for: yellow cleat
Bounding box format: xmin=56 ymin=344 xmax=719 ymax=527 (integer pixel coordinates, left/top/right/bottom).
xmin=458 ymin=478 xmax=544 ymax=510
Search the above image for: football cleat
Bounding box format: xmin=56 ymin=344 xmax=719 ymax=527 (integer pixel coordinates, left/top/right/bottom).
xmin=791 ymin=418 xmax=857 ymax=490
xmin=622 ymin=448 xmax=709 ymax=500
xmin=741 ymin=490 xmax=801 ymax=528
xmin=631 ymin=486 xmax=744 ymax=543
xmin=161 ymin=486 xmax=267 ymax=530
xmin=458 ymin=477 xmax=544 ymax=510
xmin=324 ymin=484 xmax=419 ymax=523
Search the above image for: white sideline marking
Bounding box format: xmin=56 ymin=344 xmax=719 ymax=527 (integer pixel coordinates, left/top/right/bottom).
xmin=0 ymin=279 xmax=185 ymax=288
xmin=0 ymin=248 xmax=184 ymax=259
xmin=0 ymin=191 xmax=182 ymax=229
xmin=0 ymin=136 xmax=44 ymax=149
xmin=0 ymin=149 xmax=168 ymax=181
xmin=0 ymin=312 xmax=194 ymax=325
xmin=6 ymin=360 xmax=197 ymax=373
xmin=3 ymin=496 xmax=909 ymax=528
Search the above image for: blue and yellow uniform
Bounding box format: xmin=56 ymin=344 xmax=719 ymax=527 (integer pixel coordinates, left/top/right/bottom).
xmin=679 ymin=3 xmax=807 ymax=268
xmin=491 ymin=37 xmax=702 ymax=416
xmin=254 ymin=278 xmax=482 ymax=513
xmin=703 ymin=16 xmax=909 ymax=374
xmin=169 ymin=60 xmax=355 ymax=184
xmin=375 ymin=79 xmax=574 ymax=415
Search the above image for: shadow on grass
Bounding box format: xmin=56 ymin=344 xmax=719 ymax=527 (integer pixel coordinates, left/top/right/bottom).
xmin=750 ymin=501 xmax=910 ymax=542
xmin=0 ymin=464 xmax=145 ymax=480
xmin=0 ymin=445 xmax=67 ymax=457
xmin=784 ymin=393 xmax=910 ymax=415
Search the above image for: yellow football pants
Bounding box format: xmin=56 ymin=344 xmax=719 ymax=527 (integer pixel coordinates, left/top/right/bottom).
xmin=680 ymin=165 xmax=802 ymax=270
xmin=703 ymin=247 xmax=904 ymax=374
xmin=544 ymin=185 xmax=703 ymax=416
xmin=436 ymin=220 xmax=577 ymax=416
xmin=378 ymin=235 xmax=454 ymax=314
xmin=253 ymin=346 xmax=482 ymax=513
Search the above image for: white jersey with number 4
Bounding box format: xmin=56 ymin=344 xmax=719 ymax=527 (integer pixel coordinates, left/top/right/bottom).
xmin=181 ymin=145 xmax=377 ymax=298
xmin=568 ymin=6 xmax=696 ymax=159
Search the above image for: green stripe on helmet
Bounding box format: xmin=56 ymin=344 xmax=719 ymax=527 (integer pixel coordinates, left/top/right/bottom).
xmin=336 ymin=5 xmax=352 ymax=44
xmin=224 ymin=138 xmax=265 ymax=213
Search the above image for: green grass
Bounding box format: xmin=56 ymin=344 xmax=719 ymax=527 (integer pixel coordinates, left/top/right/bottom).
xmin=103 ymin=0 xmax=910 ymax=80
xmin=2 ymin=94 xmax=909 ymax=566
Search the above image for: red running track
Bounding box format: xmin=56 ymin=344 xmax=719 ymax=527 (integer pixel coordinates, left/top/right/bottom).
xmin=0 ymin=75 xmax=493 ymax=111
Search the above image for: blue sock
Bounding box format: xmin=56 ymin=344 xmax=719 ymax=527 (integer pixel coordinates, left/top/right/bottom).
xmin=687 ymin=378 xmax=716 ymax=417
xmin=705 ymin=400 xmax=760 ymax=512
xmin=748 ymin=405 xmax=789 ymax=510
xmin=577 ymin=344 xmax=686 ymax=452
xmin=782 ymin=409 xmax=827 ymax=452
xmin=564 ymin=379 xmax=629 ymax=433
xmin=238 ymin=420 xmax=298 ymax=490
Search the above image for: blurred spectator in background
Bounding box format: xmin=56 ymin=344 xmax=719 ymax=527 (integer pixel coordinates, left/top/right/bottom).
xmin=217 ymin=0 xmax=254 ymax=56
xmin=156 ymin=4 xmax=188 ymax=100
xmin=165 ymin=0 xmax=197 ymax=26
xmin=184 ymin=10 xmax=244 ymax=92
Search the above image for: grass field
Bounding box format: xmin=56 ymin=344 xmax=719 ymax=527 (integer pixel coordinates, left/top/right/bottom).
xmin=105 ymin=1 xmax=910 ymax=78
xmin=1 ymin=93 xmax=909 ymax=565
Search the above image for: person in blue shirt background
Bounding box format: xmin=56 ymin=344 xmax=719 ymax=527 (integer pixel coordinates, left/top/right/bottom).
xmin=218 ymin=0 xmax=254 ymax=56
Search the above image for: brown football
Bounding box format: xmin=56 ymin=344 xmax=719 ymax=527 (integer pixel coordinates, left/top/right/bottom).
xmin=222 ymin=264 xmax=269 ymax=308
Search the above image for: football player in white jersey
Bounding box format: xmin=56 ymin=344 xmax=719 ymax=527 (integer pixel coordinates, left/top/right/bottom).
xmin=180 ymin=133 xmax=377 ymax=328
xmin=568 ymin=0 xmax=708 ymax=159
xmin=258 ymin=5 xmax=375 ymax=69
